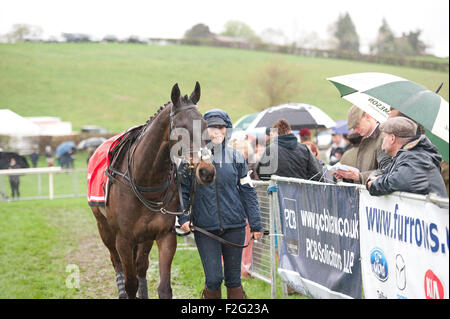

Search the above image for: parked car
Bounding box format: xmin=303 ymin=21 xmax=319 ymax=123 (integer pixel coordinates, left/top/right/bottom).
xmin=81 ymin=125 xmax=109 ymax=134
xmin=315 ymin=130 xmax=333 ymax=150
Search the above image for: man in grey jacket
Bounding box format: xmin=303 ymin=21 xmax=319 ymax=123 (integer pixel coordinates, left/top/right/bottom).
xmin=367 ymin=117 xmax=447 ymax=198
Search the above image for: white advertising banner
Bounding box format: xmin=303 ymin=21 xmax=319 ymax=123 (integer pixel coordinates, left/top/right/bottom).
xmin=359 ymin=189 xmax=449 ymax=299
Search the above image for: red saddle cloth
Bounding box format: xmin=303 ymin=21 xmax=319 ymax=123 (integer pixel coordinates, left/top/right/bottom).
xmin=87 ymin=125 xmax=141 ymax=206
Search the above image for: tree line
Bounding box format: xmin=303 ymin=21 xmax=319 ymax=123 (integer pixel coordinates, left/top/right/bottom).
xmin=184 ymin=13 xmax=431 ymax=58
xmin=2 ymin=12 xmax=447 ymax=73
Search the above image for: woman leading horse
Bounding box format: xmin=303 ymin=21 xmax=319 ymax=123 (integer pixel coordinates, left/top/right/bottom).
xmin=90 ymin=82 xmax=215 ymax=299
xmin=179 ymin=109 xmax=264 ymax=299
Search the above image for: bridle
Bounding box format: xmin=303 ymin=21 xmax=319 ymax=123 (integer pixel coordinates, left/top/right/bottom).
xmin=106 ymin=103 xmax=269 ymax=246
xmin=106 ymin=102 xmax=210 ymax=216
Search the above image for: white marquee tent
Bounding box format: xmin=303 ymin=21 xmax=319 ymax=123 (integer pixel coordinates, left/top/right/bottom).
xmin=0 ymin=109 xmax=41 ymax=136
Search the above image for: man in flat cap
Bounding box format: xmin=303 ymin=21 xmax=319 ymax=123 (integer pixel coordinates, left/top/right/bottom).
xmin=331 ymin=105 xmax=390 ymax=184
xmin=389 ymin=107 xmax=449 ymax=197
xmin=367 ymin=117 xmax=447 ymax=197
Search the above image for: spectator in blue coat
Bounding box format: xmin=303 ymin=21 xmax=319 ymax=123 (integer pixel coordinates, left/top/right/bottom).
xmin=179 ymin=108 xmax=264 ymax=299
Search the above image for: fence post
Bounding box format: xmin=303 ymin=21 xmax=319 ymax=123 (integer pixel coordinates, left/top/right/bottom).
xmin=49 ymin=171 xmax=54 ymax=200
xmin=270 ymin=178 xmax=289 ymax=297
xmin=269 ymin=180 xmax=277 ymax=299
xmin=37 ymin=173 xmax=42 ymax=197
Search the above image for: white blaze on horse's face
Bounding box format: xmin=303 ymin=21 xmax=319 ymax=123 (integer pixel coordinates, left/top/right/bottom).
xmin=197 ymin=147 xmax=212 ymax=162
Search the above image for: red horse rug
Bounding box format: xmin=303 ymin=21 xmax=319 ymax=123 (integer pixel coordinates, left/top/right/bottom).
xmin=87 ymin=126 xmax=141 ymax=207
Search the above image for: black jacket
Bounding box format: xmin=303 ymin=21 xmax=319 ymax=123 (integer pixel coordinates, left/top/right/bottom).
xmin=369 ymin=135 xmax=447 ymax=198
xmin=256 ymin=133 xmax=322 ymax=181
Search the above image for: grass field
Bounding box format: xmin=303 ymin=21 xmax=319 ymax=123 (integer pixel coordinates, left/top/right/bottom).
xmin=0 ymin=197 xmax=302 ymax=299
xmin=1 ymin=153 xmax=297 ymax=299
xmin=0 ymin=42 xmax=448 ymax=299
xmin=0 ymin=42 xmax=448 ymax=133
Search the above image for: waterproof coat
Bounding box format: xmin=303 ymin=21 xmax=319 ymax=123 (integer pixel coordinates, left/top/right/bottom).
xmin=256 ymin=133 xmax=322 ymax=181
xmin=355 ymin=125 xmax=391 ymax=184
xmin=369 ymin=135 xmax=447 ymax=198
xmin=178 ymin=110 xmax=263 ymax=232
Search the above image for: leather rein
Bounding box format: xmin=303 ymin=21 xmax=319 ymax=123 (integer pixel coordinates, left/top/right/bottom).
xmin=106 ymin=103 xmax=269 ymax=248
xmin=105 ymin=103 xmax=201 ymax=216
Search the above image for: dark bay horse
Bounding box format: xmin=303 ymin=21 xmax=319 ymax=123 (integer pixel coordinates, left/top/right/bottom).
xmin=90 ymin=82 xmax=215 ymax=299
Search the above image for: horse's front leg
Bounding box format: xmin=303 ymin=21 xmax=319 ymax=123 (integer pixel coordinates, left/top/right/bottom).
xmin=156 ymin=232 xmax=177 ymax=299
xmin=116 ymin=234 xmax=138 ymax=299
xmin=135 ymin=240 xmax=154 ymax=299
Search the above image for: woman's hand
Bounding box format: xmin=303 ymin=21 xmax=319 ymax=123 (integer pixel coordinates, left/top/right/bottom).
xmin=252 ymin=232 xmax=264 ymax=240
xmin=180 ymin=221 xmax=192 ymax=232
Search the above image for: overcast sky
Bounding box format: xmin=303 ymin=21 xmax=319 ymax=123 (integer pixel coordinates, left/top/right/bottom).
xmin=1 ymin=0 xmax=448 ymax=57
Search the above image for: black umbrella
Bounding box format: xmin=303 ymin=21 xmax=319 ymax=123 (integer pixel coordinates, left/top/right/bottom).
xmin=247 ymin=103 xmax=336 ymax=131
xmin=0 ymin=152 xmax=30 ymax=169
xmin=77 ymin=137 xmax=106 ymax=150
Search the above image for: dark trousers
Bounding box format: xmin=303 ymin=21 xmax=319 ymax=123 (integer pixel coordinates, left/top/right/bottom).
xmin=9 ymin=180 xmax=20 ymax=198
xmin=194 ymin=227 xmax=245 ymax=291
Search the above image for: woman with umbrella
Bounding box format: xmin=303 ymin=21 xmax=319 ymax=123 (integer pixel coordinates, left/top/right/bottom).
xmin=56 ymin=141 xmax=76 ymax=168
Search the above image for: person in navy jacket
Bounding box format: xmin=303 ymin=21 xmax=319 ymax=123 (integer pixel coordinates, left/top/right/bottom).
xmin=179 ymin=108 xmax=264 ymax=299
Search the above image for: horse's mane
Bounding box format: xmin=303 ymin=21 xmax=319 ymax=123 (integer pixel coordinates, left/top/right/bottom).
xmin=145 ymin=93 xmax=194 ymax=126
xmin=145 ymin=102 xmax=172 ymax=126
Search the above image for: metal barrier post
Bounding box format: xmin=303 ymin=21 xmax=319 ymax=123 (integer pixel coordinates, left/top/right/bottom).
xmin=269 ymin=179 xmax=289 ymax=297
xmin=49 ymin=171 xmax=54 ymax=200
xmin=250 ymin=181 xmax=274 ymax=293
xmin=37 ymin=173 xmax=42 ymax=197
xmin=268 ymin=179 xmax=277 ymax=299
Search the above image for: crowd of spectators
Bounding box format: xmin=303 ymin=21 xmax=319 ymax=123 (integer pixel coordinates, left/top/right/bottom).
xmin=230 ymin=104 xmax=449 ymax=199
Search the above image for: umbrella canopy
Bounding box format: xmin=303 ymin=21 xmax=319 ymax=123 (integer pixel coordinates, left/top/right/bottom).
xmin=331 ymin=120 xmax=350 ymax=136
xmin=77 ymin=137 xmax=106 ymax=150
xmin=0 ymin=152 xmax=29 ymax=169
xmin=55 ymin=141 xmax=76 ymax=157
xmin=247 ymin=103 xmax=336 ymax=131
xmin=327 ymin=72 xmax=449 ymax=143
xmin=328 ymin=72 xmax=449 ymax=162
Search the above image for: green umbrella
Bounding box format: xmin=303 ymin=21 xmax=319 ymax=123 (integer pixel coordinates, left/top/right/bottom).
xmin=327 ymin=72 xmax=449 ymax=162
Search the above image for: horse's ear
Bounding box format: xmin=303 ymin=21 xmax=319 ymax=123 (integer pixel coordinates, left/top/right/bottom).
xmin=171 ymin=83 xmax=180 ymax=106
xmin=190 ymin=81 xmax=201 ymax=105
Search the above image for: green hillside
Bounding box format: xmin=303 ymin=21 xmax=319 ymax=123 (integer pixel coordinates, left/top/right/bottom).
xmin=1 ymin=42 xmax=448 ymax=133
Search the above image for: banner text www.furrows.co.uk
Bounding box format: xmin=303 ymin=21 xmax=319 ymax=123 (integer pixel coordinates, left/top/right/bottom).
xmin=365 ymin=203 xmax=449 ymax=255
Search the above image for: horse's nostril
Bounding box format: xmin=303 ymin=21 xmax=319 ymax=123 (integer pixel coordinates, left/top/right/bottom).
xmin=199 ymin=167 xmax=215 ymax=182
xmin=199 ymin=168 xmax=208 ymax=177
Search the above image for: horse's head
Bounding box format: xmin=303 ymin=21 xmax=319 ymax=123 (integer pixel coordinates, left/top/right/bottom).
xmin=170 ymin=82 xmax=215 ymax=186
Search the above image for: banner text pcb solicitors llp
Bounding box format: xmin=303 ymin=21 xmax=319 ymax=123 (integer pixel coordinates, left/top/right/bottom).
xmin=277 ymin=181 xmax=362 ymax=299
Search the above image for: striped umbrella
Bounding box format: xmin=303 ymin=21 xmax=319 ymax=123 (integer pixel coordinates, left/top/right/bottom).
xmin=327 ymin=72 xmax=449 ymax=161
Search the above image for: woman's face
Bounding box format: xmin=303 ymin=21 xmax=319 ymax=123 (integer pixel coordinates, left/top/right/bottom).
xmin=207 ymin=126 xmax=226 ymax=144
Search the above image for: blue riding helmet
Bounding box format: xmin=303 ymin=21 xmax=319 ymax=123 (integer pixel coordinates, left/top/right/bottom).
xmin=203 ymin=109 xmax=233 ymax=140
